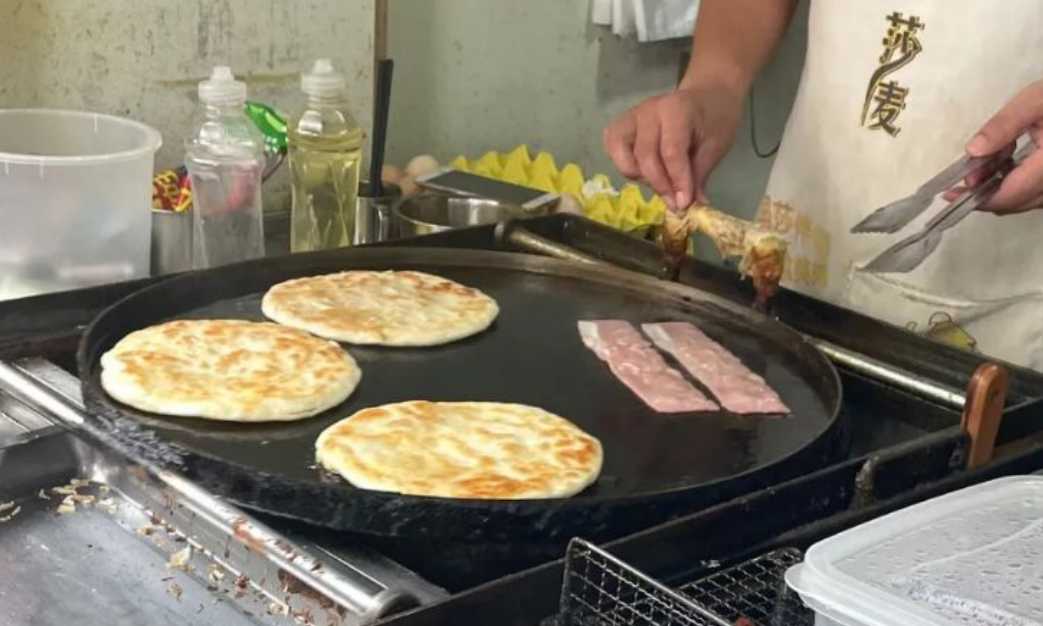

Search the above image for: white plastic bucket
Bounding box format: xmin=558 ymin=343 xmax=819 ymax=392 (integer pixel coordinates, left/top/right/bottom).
xmin=0 ymin=109 xmax=162 ymax=299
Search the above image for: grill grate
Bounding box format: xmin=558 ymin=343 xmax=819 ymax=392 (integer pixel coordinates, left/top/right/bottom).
xmin=678 ymin=548 xmax=812 ymax=625
xmin=558 ymin=539 xmax=813 ymax=626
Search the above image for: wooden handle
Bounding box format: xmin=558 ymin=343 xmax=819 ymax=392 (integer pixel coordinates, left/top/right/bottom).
xmin=960 ymin=362 xmax=1009 ymax=469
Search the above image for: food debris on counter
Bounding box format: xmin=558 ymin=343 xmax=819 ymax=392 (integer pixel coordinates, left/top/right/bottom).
xmin=267 ymin=601 xmax=289 ymax=617
xmin=49 ymin=477 xmax=103 ymax=515
xmin=207 ymin=563 xmax=226 ymax=584
xmin=168 ymin=546 xmax=193 ymax=572
xmin=56 ymin=496 xmax=77 ymax=515
xmin=0 ymin=505 xmax=22 ymax=523
xmin=96 ymin=497 xmax=118 ymax=514
xmin=167 ymin=581 xmax=184 ymax=602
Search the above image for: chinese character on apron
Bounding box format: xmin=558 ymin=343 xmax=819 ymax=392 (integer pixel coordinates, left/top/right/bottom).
xmin=758 ymin=1 xmax=1043 ymax=370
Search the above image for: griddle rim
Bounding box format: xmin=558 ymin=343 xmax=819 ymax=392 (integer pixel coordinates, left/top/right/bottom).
xmin=77 ymin=247 xmax=842 ymax=536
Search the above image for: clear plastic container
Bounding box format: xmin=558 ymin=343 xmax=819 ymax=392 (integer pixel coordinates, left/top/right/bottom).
xmin=185 ymin=66 xmax=266 ymax=269
xmin=0 ymin=109 xmax=161 ymax=300
xmin=786 ymin=476 xmax=1043 ymax=626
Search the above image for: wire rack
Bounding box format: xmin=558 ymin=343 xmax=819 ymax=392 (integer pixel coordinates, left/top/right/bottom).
xmin=557 ymin=539 xmax=813 ymax=626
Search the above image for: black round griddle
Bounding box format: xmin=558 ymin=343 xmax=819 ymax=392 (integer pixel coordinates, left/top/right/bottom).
xmin=78 ymin=247 xmax=843 ymax=542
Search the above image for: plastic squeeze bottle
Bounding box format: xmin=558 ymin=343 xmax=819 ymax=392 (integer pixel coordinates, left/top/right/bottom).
xmin=288 ymin=59 xmax=365 ymax=252
xmin=185 ymin=66 xmax=266 ymax=269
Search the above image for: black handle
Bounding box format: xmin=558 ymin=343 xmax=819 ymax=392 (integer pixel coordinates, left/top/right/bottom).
xmin=369 ymin=58 xmax=394 ymax=198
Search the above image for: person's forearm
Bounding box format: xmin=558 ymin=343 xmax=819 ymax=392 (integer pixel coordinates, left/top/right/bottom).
xmin=679 ymin=0 xmax=798 ymax=95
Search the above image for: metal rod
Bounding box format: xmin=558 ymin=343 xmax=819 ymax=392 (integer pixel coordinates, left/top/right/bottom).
xmin=495 ymin=221 xmax=967 ymax=409
xmin=495 ymin=221 xmax=612 ymax=267
xmin=806 ymin=336 xmax=966 ymax=409
xmin=0 ymin=358 xmax=419 ymax=624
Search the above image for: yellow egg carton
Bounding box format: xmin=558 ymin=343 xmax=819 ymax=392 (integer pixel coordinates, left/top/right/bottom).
xmin=449 ymin=144 xmax=666 ymax=235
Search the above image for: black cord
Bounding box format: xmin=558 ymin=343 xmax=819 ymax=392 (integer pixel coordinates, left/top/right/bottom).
xmin=749 ymin=84 xmax=781 ymax=158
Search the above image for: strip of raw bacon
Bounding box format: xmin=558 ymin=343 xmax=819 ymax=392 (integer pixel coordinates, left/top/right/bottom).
xmin=578 ymin=320 xmax=719 ymax=413
xmin=642 ymin=322 xmax=789 ymax=415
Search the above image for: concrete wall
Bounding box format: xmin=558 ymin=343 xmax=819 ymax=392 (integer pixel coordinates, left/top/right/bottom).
xmin=0 ymin=0 xmax=376 ymax=211
xmin=387 ymin=0 xmax=808 ymax=220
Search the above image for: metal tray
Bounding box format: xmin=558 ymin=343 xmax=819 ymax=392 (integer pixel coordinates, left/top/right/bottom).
xmin=0 ymin=359 xmax=445 ymax=626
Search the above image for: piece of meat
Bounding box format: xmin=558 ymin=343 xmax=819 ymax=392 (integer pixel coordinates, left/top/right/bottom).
xmin=742 ymin=235 xmax=787 ymax=308
xmin=660 ymin=203 xmax=788 ymax=308
xmin=642 ymin=322 xmax=789 ymax=415
xmin=578 ymin=320 xmax=719 ymax=413
xmin=661 ymin=209 xmax=691 ymax=267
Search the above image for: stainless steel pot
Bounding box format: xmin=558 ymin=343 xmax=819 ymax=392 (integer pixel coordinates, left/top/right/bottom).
xmin=355 ymin=180 xmax=402 ymax=245
xmin=150 ymin=208 xmax=192 ymax=276
xmin=391 ymin=193 xmax=549 ymax=238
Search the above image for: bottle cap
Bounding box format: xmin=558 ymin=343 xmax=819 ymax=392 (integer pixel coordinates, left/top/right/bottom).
xmin=301 ymin=58 xmax=347 ymax=98
xmin=199 ymin=66 xmax=247 ymax=106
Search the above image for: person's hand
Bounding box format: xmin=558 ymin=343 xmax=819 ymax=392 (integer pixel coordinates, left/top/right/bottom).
xmin=952 ymin=80 xmax=1043 ymax=214
xmin=603 ymin=84 xmax=743 ymax=211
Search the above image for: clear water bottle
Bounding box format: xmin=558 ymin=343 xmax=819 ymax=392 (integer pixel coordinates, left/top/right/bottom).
xmin=186 ymin=66 xmax=266 ymax=269
xmin=288 ymin=59 xmax=365 ymax=252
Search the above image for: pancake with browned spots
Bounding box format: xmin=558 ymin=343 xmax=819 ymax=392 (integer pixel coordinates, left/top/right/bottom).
xmin=260 ymin=270 xmax=499 ymax=347
xmin=100 ymin=320 xmax=361 ymax=421
xmin=315 ymin=401 xmax=603 ymax=499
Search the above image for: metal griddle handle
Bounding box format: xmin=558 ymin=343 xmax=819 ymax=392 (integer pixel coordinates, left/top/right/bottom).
xmin=806 ymin=337 xmax=966 ymax=409
xmin=496 ymin=220 xmax=979 ymax=412
xmin=0 ymin=358 xmax=421 ymax=624
xmin=499 ymin=218 xmax=1018 ymax=474
xmin=494 ymin=221 xmax=613 ymax=268
xmin=495 ymin=220 xmax=678 ymax=280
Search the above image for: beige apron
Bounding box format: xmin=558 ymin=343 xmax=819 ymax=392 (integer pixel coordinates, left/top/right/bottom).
xmin=760 ymin=1 xmax=1043 ymax=369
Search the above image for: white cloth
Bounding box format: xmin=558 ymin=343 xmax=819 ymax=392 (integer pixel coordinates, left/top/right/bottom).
xmin=760 ymin=1 xmax=1043 ymax=369
xmin=591 ymin=0 xmax=697 ymax=42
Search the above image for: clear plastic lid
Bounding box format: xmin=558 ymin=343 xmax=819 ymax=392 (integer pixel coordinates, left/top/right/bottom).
xmin=199 ymin=66 xmax=248 ymax=106
xmin=301 ymin=59 xmax=347 ymax=98
xmin=787 ymin=476 xmax=1043 ymax=626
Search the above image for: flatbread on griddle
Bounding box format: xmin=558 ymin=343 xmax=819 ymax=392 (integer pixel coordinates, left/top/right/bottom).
xmin=315 ymin=401 xmax=603 ymax=499
xmin=261 ymin=270 xmax=499 ymax=347
xmin=100 ymin=319 xmax=361 ymax=422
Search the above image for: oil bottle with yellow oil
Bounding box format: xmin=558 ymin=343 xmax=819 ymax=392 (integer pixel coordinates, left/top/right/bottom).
xmin=288 ymin=59 xmax=365 ymax=252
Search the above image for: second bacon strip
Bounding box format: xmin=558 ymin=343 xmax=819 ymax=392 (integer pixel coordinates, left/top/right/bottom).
xmin=642 ymin=322 xmax=789 ymax=415
xmin=578 ymin=320 xmax=719 ymax=413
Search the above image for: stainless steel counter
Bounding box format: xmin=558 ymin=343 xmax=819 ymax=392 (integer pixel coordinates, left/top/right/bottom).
xmin=0 ymin=359 xmax=446 ymax=626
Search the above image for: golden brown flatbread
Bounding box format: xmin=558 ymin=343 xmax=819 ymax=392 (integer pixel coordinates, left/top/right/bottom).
xmin=261 ymin=270 xmax=499 ymax=347
xmin=100 ymin=320 xmax=361 ymax=421
xmin=315 ymin=401 xmax=603 ymax=499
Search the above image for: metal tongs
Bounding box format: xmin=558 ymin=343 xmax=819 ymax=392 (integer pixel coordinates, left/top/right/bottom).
xmin=852 ymin=134 xmax=1036 ymax=273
